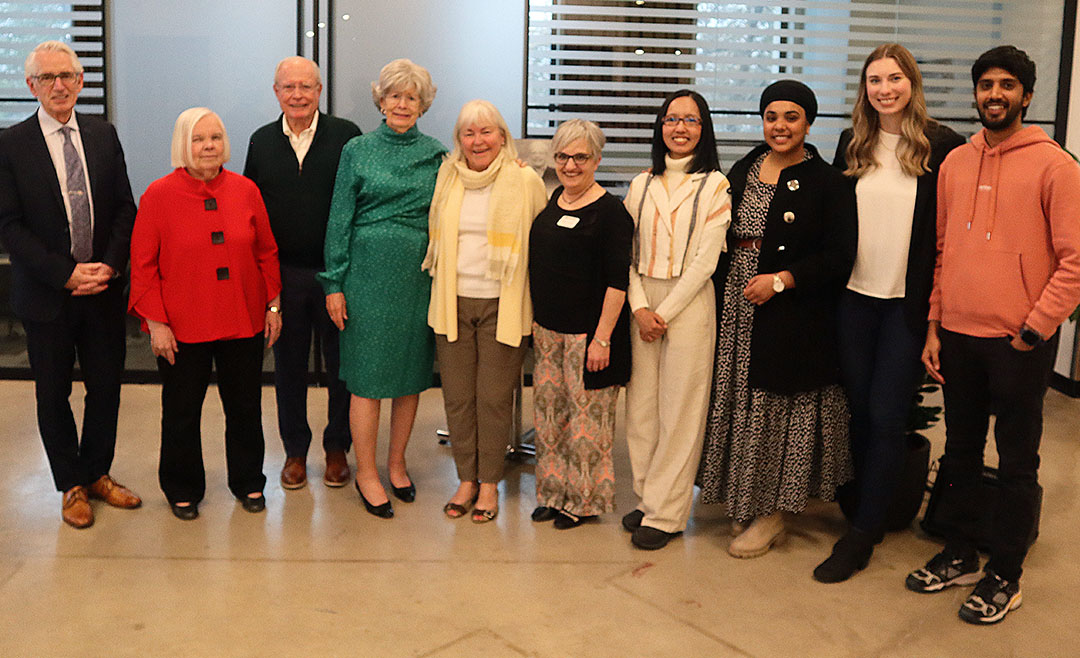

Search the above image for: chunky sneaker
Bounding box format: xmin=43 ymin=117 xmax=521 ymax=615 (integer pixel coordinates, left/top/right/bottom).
xmin=959 ymin=571 xmax=1022 ymax=625
xmin=905 ymin=551 xmax=982 ymax=593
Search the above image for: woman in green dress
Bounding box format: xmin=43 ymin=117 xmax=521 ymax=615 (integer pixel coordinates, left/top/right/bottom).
xmin=319 ymin=59 xmax=446 ymax=518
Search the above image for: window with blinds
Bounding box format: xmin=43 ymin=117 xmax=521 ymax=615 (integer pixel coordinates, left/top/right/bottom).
xmin=0 ymin=2 xmax=107 ymax=128
xmin=526 ymin=0 xmax=1069 ymax=189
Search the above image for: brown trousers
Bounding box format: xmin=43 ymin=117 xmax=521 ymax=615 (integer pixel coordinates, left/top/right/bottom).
xmin=435 ymin=297 xmax=526 ymax=483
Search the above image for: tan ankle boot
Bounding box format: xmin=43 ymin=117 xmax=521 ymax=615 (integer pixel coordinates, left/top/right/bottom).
xmin=728 ymin=512 xmax=784 ymax=558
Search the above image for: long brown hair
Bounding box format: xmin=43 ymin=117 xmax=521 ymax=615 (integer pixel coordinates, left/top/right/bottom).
xmin=844 ymin=44 xmax=932 ymax=178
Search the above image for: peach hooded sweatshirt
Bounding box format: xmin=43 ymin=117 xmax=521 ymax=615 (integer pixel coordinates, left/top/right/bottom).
xmin=929 ymin=125 xmax=1080 ymax=339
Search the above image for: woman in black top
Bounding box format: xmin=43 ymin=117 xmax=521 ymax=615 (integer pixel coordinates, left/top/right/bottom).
xmin=528 ymin=119 xmax=633 ymax=529
xmin=813 ymin=44 xmax=965 ymax=583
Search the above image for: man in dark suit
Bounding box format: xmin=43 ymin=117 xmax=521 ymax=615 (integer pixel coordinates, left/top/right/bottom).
xmin=244 ymin=57 xmax=361 ymax=490
xmin=0 ymin=41 xmax=141 ymax=528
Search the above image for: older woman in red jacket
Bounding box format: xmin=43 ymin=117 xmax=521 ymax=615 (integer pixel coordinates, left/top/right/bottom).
xmin=129 ymin=107 xmax=281 ymax=520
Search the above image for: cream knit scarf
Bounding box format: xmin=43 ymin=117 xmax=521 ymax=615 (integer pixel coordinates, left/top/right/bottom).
xmin=423 ymin=148 xmax=528 ymax=282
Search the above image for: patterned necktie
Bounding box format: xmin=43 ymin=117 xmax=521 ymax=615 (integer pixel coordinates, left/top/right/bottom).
xmin=61 ymin=126 xmax=92 ymax=262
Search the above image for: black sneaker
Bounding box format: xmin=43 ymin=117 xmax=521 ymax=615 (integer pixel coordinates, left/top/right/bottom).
xmin=905 ymin=551 xmax=981 ymax=593
xmin=959 ymin=571 xmax=1022 ymax=625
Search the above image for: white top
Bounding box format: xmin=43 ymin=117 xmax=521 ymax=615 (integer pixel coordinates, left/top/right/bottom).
xmin=281 ymin=111 xmax=318 ymax=169
xmin=848 ymin=131 xmax=918 ymax=299
xmin=456 ymin=184 xmax=500 ymax=299
xmin=37 ymin=106 xmax=95 ymax=255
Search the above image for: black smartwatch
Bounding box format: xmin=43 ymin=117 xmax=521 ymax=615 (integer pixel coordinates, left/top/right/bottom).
xmin=1019 ymin=326 xmax=1042 ymax=347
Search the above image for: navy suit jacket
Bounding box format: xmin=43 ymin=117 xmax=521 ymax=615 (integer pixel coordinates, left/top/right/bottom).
xmin=0 ymin=111 xmax=136 ymax=322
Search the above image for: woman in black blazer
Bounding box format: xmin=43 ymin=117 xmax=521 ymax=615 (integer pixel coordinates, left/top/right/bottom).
xmin=813 ymin=44 xmax=965 ymax=583
xmin=698 ymin=81 xmax=857 ymax=559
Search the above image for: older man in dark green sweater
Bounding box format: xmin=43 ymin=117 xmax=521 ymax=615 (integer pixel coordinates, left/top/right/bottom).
xmin=244 ymin=56 xmax=361 ymax=490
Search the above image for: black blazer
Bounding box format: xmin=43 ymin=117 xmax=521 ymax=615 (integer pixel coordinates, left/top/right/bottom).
xmin=714 ymin=143 xmax=857 ymax=394
xmin=833 ymin=122 xmax=966 ymax=335
xmin=0 ymin=111 xmax=136 ymax=322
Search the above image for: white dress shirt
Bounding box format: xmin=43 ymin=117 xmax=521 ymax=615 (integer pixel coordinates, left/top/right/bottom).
xmin=282 ymin=111 xmax=318 ymax=169
xmin=37 ymin=106 xmax=95 ymax=254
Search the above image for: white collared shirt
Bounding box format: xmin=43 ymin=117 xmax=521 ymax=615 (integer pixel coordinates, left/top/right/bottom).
xmin=281 ymin=111 xmax=318 ymax=169
xmin=37 ymin=106 xmax=96 ymax=253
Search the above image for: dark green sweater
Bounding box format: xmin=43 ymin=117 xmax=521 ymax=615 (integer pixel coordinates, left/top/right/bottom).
xmin=243 ymin=112 xmax=362 ymax=269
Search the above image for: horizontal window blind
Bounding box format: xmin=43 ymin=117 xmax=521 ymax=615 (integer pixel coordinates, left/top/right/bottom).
xmin=527 ymin=0 xmax=1066 ymax=189
xmin=0 ymin=2 xmax=106 ymax=128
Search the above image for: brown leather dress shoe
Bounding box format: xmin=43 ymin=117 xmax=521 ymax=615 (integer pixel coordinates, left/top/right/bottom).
xmin=281 ymin=456 xmax=307 ymax=490
xmin=323 ymin=451 xmax=350 ymax=488
xmin=62 ymin=486 xmax=94 ymax=529
xmin=88 ymin=475 xmax=142 ymax=509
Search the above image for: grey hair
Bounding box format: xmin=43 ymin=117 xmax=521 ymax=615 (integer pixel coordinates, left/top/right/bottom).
xmin=550 ymin=118 xmax=605 ymax=160
xmin=274 ymin=56 xmax=321 ymax=86
xmin=25 ymin=40 xmax=83 ymax=77
xmin=449 ymin=99 xmax=518 ymax=164
xmin=170 ymin=107 xmax=231 ymax=169
xmin=370 ymin=58 xmax=436 ymax=114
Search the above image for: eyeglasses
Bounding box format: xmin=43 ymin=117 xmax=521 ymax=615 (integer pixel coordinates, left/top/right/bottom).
xmin=32 ymin=72 xmax=79 ymax=86
xmin=662 ymin=115 xmax=702 ymax=127
xmin=553 ymin=152 xmax=592 ymax=165
xmin=277 ymin=82 xmax=318 ymax=94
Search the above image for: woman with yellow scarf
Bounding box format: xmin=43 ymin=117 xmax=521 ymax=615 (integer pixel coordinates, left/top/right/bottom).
xmin=423 ymin=100 xmax=546 ymax=523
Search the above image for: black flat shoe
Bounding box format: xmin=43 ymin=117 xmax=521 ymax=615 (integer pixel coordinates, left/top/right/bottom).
xmin=621 ymin=509 xmax=644 ymax=532
xmin=531 ymin=506 xmax=558 ymax=522
xmin=240 ymin=494 xmax=265 ymax=513
xmin=170 ymin=502 xmax=198 ymax=521
xmin=391 ymin=475 xmax=416 ymax=503
xmin=631 ymin=525 xmax=681 ymax=550
xmin=355 ymin=479 xmax=393 ymax=518
xmin=553 ymin=510 xmax=595 ymax=530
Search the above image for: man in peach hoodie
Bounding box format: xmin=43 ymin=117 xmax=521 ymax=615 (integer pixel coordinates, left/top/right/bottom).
xmin=905 ymin=46 xmax=1080 ymax=625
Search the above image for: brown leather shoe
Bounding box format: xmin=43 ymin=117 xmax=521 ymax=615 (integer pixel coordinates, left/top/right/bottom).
xmin=88 ymin=475 xmax=142 ymax=509
xmin=62 ymin=486 xmax=94 ymax=529
xmin=281 ymin=456 xmax=307 ymax=490
xmin=323 ymin=451 xmax=350 ymax=488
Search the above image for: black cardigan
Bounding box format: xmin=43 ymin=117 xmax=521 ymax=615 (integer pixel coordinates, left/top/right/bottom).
xmin=833 ymin=122 xmax=966 ymax=335
xmin=713 ymin=143 xmax=857 ymax=394
xmin=243 ymin=112 xmax=362 ymax=269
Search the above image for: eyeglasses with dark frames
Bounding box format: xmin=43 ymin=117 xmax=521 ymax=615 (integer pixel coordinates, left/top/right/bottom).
xmin=662 ymin=115 xmax=702 ymax=127
xmin=32 ymin=72 xmax=79 ymax=86
xmin=553 ymin=152 xmax=592 ymax=165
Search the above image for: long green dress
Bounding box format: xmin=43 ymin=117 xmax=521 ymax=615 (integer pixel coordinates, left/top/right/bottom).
xmin=318 ymin=121 xmax=446 ymax=398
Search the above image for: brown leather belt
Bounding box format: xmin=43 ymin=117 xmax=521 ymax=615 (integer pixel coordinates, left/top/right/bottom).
xmin=734 ymin=237 xmax=763 ymax=250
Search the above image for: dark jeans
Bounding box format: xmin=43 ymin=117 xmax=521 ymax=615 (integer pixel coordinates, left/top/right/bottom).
xmin=273 ymin=264 xmax=350 ymax=458
xmin=158 ymin=334 xmax=267 ymax=504
xmin=23 ymin=285 xmax=126 ymax=492
xmin=837 ymin=290 xmax=925 ymax=534
xmin=939 ymin=328 xmax=1057 ymax=581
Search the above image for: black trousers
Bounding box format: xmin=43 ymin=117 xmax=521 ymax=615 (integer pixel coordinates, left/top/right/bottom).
xmin=939 ymin=328 xmax=1057 ymax=581
xmin=22 ymin=285 xmax=126 ymax=492
xmin=837 ymin=291 xmax=926 ymax=534
xmin=158 ymin=334 xmax=267 ymax=504
xmin=272 ymin=264 xmax=350 ymax=458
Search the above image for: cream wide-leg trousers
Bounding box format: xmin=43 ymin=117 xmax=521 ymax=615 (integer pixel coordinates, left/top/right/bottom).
xmin=626 ymin=276 xmax=716 ymax=533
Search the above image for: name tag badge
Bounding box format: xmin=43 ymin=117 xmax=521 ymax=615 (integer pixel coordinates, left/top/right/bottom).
xmin=556 ymin=215 xmax=580 ymax=229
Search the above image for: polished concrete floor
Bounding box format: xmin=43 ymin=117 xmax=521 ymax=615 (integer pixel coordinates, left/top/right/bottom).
xmin=1 ymin=380 xmax=1078 ymax=657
